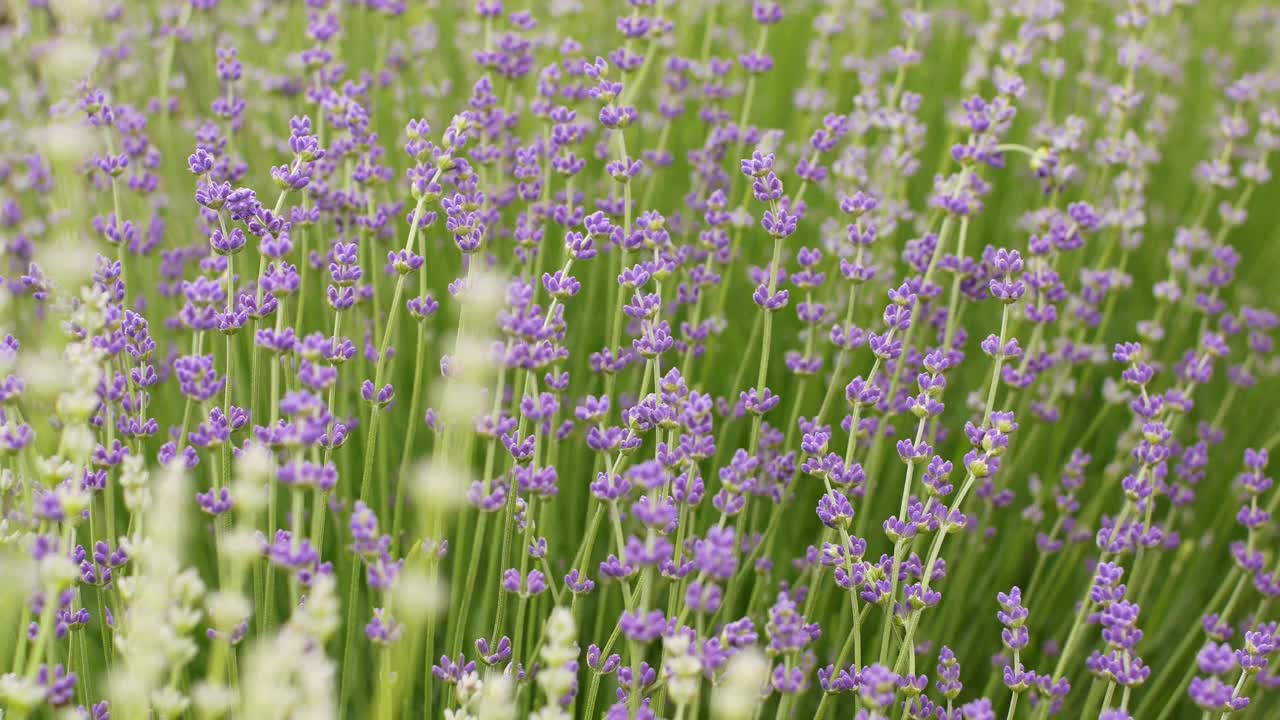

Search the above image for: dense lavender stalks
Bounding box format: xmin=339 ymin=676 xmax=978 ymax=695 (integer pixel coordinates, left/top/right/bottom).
xmin=1 ymin=0 xmax=1280 ymax=719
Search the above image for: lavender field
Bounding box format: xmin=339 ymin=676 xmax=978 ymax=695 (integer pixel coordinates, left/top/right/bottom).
xmin=1 ymin=1 xmax=1279 ymax=718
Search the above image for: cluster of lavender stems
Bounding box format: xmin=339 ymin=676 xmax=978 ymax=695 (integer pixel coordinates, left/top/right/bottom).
xmin=3 ymin=1 xmax=1280 ymax=719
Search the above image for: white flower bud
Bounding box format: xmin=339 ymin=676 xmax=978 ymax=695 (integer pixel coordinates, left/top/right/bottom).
xmin=439 ymin=381 xmax=488 ymax=426
xmin=38 ymin=233 xmax=97 ymax=298
xmin=120 ymin=453 xmax=150 ymax=491
xmin=292 ymin=651 xmax=337 ymax=720
xmin=109 ymin=670 xmax=152 ymax=717
xmin=123 ymin=485 xmax=152 ymax=514
xmin=116 ymin=575 xmax=138 ymax=605
xmin=0 ymin=672 xmax=48 ymax=712
xmin=56 ymin=484 xmax=90 ymax=523
xmin=457 ymin=269 xmax=506 ymax=320
xmin=412 ymin=459 xmax=469 ymax=513
xmin=173 ymin=568 xmax=207 ymax=607
xmin=218 ymin=528 xmax=261 ymax=568
xmin=163 ymin=633 xmax=199 ymax=667
xmin=67 ymin=341 xmax=106 ymax=374
xmin=477 ymin=673 xmax=514 ymax=720
xmin=192 ymin=681 xmax=238 ymax=719
xmin=391 ymin=569 xmax=449 ymax=622
xmin=39 ymin=553 xmax=79 ymax=591
xmin=292 ymin=574 xmax=340 ymax=642
xmin=147 ymin=464 xmax=189 ymax=553
xmin=712 ymin=647 xmax=768 ymax=720
xmin=456 ymin=671 xmax=483 ymax=708
xmin=664 ymin=631 xmax=703 ymax=707
xmin=452 ymin=336 xmax=496 ymax=380
xmin=34 ymin=455 xmax=74 ymax=486
xmin=59 ymin=421 xmax=96 ymax=460
xmin=169 ymin=606 xmax=203 ymax=635
xmin=74 ymin=286 xmax=110 ymax=333
xmin=50 ymin=0 xmax=104 ymax=23
xmin=31 ymin=121 xmax=95 ymax=169
xmin=230 ymin=476 xmax=267 ymax=515
xmin=47 ymin=37 xmax=100 ymax=94
xmin=536 ymin=607 xmax=579 ymax=708
xmin=240 ymin=636 xmax=302 ymax=719
xmin=207 ymin=592 xmax=251 ymax=633
xmin=529 ymin=707 xmax=571 ymax=720
xmin=150 ymin=686 xmax=191 ymax=719
xmin=234 ymin=442 xmax=275 ymax=488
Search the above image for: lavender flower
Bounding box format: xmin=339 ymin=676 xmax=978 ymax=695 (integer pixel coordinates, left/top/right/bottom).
xmin=1 ymin=4 xmax=1277 ymax=720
